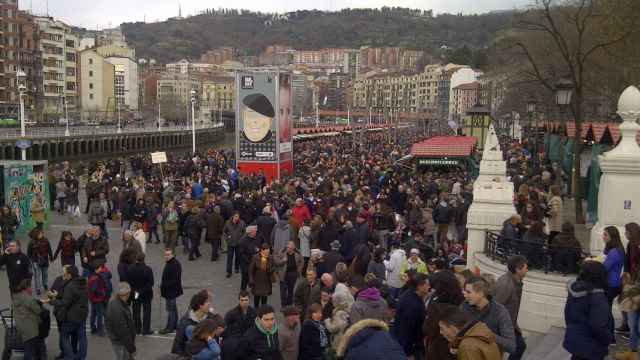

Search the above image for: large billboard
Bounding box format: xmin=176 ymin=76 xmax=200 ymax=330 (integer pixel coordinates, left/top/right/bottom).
xmin=236 ymin=71 xmax=293 ymax=181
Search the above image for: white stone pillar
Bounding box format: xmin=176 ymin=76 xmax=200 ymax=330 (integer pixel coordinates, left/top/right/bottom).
xmin=466 ymin=124 xmax=517 ymax=268
xmin=590 ymin=86 xmax=640 ymax=254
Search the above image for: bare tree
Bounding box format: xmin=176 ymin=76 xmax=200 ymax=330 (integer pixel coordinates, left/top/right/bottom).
xmin=499 ymin=0 xmax=639 ymax=222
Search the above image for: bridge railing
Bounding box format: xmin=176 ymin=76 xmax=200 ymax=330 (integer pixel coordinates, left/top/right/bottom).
xmin=0 ymin=122 xmax=225 ymax=139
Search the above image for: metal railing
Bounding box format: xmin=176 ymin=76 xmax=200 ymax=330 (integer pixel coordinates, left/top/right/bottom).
xmin=0 ymin=122 xmax=225 ymax=139
xmin=485 ymin=231 xmax=586 ymax=275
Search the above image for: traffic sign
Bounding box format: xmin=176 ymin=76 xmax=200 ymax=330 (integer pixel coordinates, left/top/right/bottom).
xmin=16 ymin=140 xmax=32 ymax=149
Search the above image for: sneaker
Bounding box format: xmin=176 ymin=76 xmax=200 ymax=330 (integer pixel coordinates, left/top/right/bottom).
xmin=616 ymin=324 xmax=631 ymax=333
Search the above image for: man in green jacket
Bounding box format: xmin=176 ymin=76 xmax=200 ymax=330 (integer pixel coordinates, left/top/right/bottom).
xmin=13 ymin=279 xmax=46 ymax=359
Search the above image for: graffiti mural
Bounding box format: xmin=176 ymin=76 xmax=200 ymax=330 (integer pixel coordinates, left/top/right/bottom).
xmin=3 ymin=163 xmax=49 ymax=232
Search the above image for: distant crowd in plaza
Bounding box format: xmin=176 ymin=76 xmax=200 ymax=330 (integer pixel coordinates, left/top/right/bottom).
xmin=0 ymin=127 xmax=639 ymax=360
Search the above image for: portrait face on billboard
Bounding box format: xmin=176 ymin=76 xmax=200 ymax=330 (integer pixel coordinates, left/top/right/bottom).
xmin=242 ymin=93 xmax=274 ymax=143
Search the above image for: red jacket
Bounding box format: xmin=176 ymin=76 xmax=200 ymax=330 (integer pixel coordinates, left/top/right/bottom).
xmin=292 ymin=205 xmax=311 ymax=226
xmin=87 ymin=272 xmax=108 ymax=304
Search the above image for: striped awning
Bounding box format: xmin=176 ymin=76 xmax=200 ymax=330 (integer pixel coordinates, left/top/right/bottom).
xmin=411 ymin=136 xmax=477 ymax=158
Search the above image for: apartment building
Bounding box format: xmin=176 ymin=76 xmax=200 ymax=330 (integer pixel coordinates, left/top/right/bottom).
xmin=156 ymin=73 xmax=201 ymax=120
xmin=78 ymin=49 xmax=115 ymax=118
xmin=35 ymin=16 xmax=78 ymax=115
xmin=451 ymin=82 xmax=480 ymax=121
xmin=201 ymin=75 xmax=234 ymax=123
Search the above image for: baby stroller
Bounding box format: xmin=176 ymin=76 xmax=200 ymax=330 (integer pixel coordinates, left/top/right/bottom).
xmin=0 ymin=307 xmax=23 ymax=360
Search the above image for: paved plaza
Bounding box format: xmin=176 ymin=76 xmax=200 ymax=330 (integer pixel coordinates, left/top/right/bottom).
xmin=0 ymin=192 xmax=274 ymax=359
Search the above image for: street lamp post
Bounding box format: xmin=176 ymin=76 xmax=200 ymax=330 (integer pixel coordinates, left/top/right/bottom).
xmin=191 ymin=89 xmax=197 ymax=155
xmin=62 ymin=94 xmax=70 ymax=137
xmin=117 ymin=99 xmax=122 ymax=134
xmin=17 ymin=70 xmax=27 ymax=160
xmin=158 ymin=101 xmax=162 ymax=131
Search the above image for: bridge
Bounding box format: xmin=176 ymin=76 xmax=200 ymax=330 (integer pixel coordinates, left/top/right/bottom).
xmin=0 ymin=123 xmax=226 ymax=161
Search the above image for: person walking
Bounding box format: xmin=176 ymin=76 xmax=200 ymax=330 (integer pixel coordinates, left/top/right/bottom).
xmin=602 ymin=226 xmax=625 ymax=338
xmin=495 ymin=256 xmax=528 ymax=360
xmin=79 ymin=226 xmax=109 ymax=276
xmin=249 ymin=243 xmax=275 ymax=308
xmin=87 ymin=264 xmax=109 ymax=336
xmin=244 ymin=305 xmax=283 ymax=360
xmin=392 ymin=273 xmax=429 ymax=359
xmin=223 ymin=291 xmax=257 ymax=360
xmin=27 ymin=228 xmax=53 ymax=295
xmin=185 ymin=207 xmax=206 ymax=261
xmin=172 ymin=290 xmax=215 ymax=356
xmin=0 ymin=240 xmax=33 ymax=293
xmin=423 ymin=270 xmax=465 ymax=360
xmin=385 ymin=241 xmax=406 ymax=302
xmin=13 ymin=279 xmax=47 ymax=360
xmin=278 ymin=306 xmax=301 ymax=360
xmin=46 ymin=265 xmax=89 ymax=360
xmin=274 ymin=241 xmax=303 ymax=307
xmin=295 ymin=268 xmax=321 ymax=320
xmin=438 ymin=305 xmax=502 ymax=360
xmin=126 ymin=252 xmax=154 ymax=335
xmin=299 ymin=303 xmax=331 ymax=360
xmin=547 ymin=185 xmax=563 ymax=243
xmin=105 ymin=282 xmax=137 ymax=360
xmin=204 ymin=206 xmax=224 ymax=261
xmin=563 ymin=261 xmax=614 ymax=360
xmin=239 ymin=225 xmax=261 ymax=291
xmin=462 ymin=275 xmax=516 ymax=355
xmin=163 ymin=201 xmax=180 ymax=252
xmin=160 ymin=248 xmax=183 ymax=334
xmin=53 ymin=231 xmax=77 ymax=267
xmin=223 ymin=212 xmax=246 ymax=278
xmin=88 ymin=196 xmax=108 ymax=239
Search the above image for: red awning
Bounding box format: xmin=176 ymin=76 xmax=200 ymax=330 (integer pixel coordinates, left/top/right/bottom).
xmin=411 ymin=136 xmax=477 ymax=158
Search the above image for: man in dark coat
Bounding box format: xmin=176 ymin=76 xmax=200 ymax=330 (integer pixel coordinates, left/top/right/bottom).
xmin=185 ymin=207 xmax=206 ymax=261
xmin=392 ymin=273 xmax=428 ymax=358
xmin=238 ymin=225 xmax=261 ymax=291
xmin=160 ymin=249 xmax=183 ymax=334
xmin=79 ymin=226 xmax=110 ymax=274
xmin=256 ymin=207 xmax=277 ymax=245
xmin=0 ymin=240 xmax=32 ymax=293
xmin=354 ymin=213 xmax=371 ymax=246
xmin=203 ymin=206 xmax=225 ymax=261
xmin=244 ymin=305 xmax=283 ymax=360
xmin=105 ymin=282 xmax=136 ymax=359
xmin=223 ymin=290 xmax=257 ymax=360
xmin=47 ymin=265 xmax=89 ymax=360
xmin=126 ymin=252 xmax=154 ymax=335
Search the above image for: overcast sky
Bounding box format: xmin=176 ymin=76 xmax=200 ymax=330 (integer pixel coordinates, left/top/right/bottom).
xmin=23 ymin=0 xmax=532 ymax=29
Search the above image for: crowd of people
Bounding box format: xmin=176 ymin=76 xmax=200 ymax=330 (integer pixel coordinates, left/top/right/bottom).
xmin=0 ymin=127 xmax=637 ymax=360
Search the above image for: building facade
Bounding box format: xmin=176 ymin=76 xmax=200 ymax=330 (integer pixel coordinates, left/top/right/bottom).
xmin=78 ymin=49 xmax=115 ymax=120
xmin=451 ymin=82 xmax=480 ymax=121
xmin=34 ymin=16 xmax=78 ymax=117
xmin=201 ymin=76 xmax=234 ymax=123
xmin=104 ymin=56 xmax=138 ymax=111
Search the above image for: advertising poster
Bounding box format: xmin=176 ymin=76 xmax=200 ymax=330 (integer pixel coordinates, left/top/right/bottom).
xmin=3 ymin=163 xmax=49 ymax=232
xmin=237 ymin=73 xmax=277 ymax=162
xmin=278 ymin=73 xmax=293 ymax=176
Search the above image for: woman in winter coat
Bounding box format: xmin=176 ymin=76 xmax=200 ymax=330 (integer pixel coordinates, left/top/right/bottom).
xmin=186 ymin=318 xmax=224 ymax=360
xmin=53 ymin=230 xmax=77 ymax=266
xmin=602 ymin=226 xmax=625 ymax=336
xmin=249 ymin=243 xmax=275 ymax=308
xmin=299 ymin=219 xmax=312 ymax=272
xmin=563 ymin=261 xmax=613 ymax=360
xmin=423 ymin=270 xmax=465 ymax=360
xmin=131 ymin=222 xmax=147 ymax=254
xmin=336 ymin=319 xmax=405 ymax=360
xmin=325 ymin=291 xmax=350 ymax=354
xmin=27 ymin=228 xmax=53 ymax=295
xmin=300 ymin=303 xmax=330 ymax=360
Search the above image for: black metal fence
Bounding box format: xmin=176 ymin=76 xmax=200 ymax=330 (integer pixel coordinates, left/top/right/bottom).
xmin=484 ymin=231 xmax=586 ymax=275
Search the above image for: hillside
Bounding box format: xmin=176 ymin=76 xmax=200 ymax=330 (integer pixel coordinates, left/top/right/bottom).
xmin=121 ymin=7 xmax=513 ymax=63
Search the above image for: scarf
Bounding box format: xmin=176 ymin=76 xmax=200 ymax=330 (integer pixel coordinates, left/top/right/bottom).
xmin=260 ymin=254 xmax=269 ymax=272
xmin=312 ymin=320 xmax=329 ymax=348
xmin=254 ymin=317 xmax=279 ymax=348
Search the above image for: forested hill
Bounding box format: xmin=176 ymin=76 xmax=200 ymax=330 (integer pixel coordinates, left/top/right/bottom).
xmin=121 ymin=7 xmax=513 ymax=63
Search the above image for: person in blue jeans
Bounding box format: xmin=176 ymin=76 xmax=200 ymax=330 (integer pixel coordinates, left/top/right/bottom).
xmin=46 ymin=265 xmax=89 ymax=360
xmin=159 ymin=249 xmax=183 ymax=334
xmin=223 ymin=212 xmax=246 ymax=278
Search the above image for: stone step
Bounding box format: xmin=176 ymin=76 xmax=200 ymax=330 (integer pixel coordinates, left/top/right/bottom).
xmin=523 ymin=327 xmax=569 ymax=360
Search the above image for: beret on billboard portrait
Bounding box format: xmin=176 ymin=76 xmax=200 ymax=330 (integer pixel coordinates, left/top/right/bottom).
xmin=243 ymin=93 xmax=275 ymax=118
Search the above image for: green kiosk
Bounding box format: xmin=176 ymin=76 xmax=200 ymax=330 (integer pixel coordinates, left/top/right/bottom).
xmin=0 ymin=160 xmax=50 ymax=234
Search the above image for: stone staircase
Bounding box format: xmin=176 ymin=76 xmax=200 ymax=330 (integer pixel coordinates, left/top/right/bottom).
xmin=523 ymin=327 xmax=570 ymax=360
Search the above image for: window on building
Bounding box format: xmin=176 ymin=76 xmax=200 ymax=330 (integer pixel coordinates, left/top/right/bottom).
xmin=66 ymin=67 xmax=75 ymax=76
xmin=89 ymin=58 xmax=93 ymax=65
xmin=89 ymin=83 xmax=93 ymax=89
xmin=66 ymin=39 xmax=75 ymax=48
xmin=66 ymin=53 xmax=76 ymax=62
xmin=89 ymin=70 xmax=93 ymax=77
xmin=66 ymin=82 xmax=76 ymax=91
xmin=89 ymin=93 xmax=94 ymax=100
